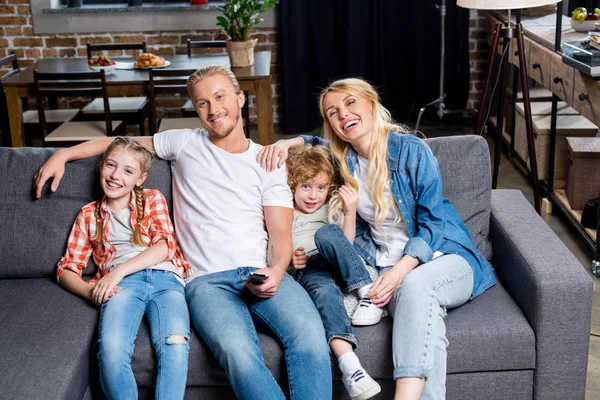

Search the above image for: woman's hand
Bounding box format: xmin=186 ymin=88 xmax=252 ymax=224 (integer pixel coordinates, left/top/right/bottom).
xmin=368 ymin=267 xmax=404 ymax=307
xmin=256 ymin=139 xmax=293 ymax=171
xmin=34 ymin=150 xmax=68 ymax=198
xmin=339 ymin=185 xmax=358 ymax=216
xmin=291 ymin=247 xmax=308 ymax=270
xmin=92 ymin=269 xmax=125 ymax=305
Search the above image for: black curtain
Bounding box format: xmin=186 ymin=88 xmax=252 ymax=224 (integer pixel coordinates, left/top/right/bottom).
xmin=279 ymin=0 xmax=471 ymax=134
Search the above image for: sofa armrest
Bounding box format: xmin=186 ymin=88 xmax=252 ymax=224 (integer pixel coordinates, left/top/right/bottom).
xmin=490 ymin=189 xmax=593 ymax=400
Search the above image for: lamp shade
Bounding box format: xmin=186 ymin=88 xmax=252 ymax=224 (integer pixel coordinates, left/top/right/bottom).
xmin=457 ymin=0 xmax=561 ymax=10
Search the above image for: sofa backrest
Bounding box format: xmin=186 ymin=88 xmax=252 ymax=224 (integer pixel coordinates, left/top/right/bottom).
xmin=0 ymin=147 xmax=172 ymax=279
xmin=425 ymin=135 xmax=493 ymax=261
xmin=0 ymin=135 xmax=492 ymax=279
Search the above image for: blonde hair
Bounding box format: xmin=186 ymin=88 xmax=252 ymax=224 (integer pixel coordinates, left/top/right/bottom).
xmin=187 ymin=65 xmax=241 ymax=99
xmin=318 ymin=78 xmax=408 ymax=228
xmin=92 ymin=137 xmax=155 ymax=247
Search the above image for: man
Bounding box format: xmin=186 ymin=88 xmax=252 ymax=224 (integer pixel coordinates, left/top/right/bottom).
xmin=35 ymin=65 xmax=332 ymax=400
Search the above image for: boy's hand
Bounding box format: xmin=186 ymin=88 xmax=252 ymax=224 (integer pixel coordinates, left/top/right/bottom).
xmin=34 ymin=150 xmax=68 ymax=198
xmin=339 ymin=185 xmax=358 ymax=216
xmin=291 ymin=247 xmax=307 ymax=270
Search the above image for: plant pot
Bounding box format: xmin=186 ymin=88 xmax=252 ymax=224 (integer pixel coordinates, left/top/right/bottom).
xmin=68 ymin=0 xmax=82 ymax=7
xmin=226 ymin=39 xmax=258 ymax=67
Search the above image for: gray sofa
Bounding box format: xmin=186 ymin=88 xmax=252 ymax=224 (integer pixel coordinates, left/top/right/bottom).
xmin=0 ymin=135 xmax=593 ymax=399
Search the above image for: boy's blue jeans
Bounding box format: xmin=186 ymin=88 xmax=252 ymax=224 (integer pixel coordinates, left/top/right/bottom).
xmin=296 ymin=224 xmax=374 ymax=347
xmin=98 ymin=269 xmax=190 ymax=400
xmin=185 ymin=267 xmax=332 ymax=400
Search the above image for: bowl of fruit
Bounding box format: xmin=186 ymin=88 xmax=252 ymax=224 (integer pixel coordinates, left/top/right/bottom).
xmin=88 ymin=54 xmax=117 ymax=73
xmin=570 ymin=7 xmax=600 ymax=32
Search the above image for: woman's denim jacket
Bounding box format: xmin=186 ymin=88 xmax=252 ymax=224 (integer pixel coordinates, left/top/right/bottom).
xmin=302 ymin=131 xmax=496 ymax=298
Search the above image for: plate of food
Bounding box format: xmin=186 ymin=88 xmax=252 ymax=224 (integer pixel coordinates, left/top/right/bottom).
xmin=133 ymin=53 xmax=170 ymax=68
xmin=88 ymin=54 xmax=117 ymax=73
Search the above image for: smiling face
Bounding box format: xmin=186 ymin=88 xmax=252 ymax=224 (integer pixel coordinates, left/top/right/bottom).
xmin=100 ymin=147 xmax=148 ymax=211
xmin=191 ymin=73 xmax=245 ymax=141
xmin=293 ymin=172 xmax=331 ymax=215
xmin=322 ymin=91 xmax=374 ymax=148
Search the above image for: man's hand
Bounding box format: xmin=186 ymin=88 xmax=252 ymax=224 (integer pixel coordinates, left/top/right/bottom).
xmin=92 ymin=269 xmax=125 ymax=305
xmin=245 ymin=267 xmax=285 ymax=299
xmin=339 ymin=185 xmax=358 ymax=216
xmin=291 ymin=247 xmax=308 ymax=270
xmin=34 ymin=150 xmax=68 ymax=198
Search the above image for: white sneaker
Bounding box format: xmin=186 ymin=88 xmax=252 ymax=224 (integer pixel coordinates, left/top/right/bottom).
xmin=351 ymin=299 xmax=384 ymax=326
xmin=343 ymin=369 xmax=381 ymax=400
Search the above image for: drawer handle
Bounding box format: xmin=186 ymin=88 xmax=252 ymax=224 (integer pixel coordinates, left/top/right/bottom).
xmin=579 ymin=93 xmax=589 ymax=101
xmin=553 ymin=77 xmax=562 ymax=84
xmin=532 ymin=63 xmax=541 ymax=69
xmin=514 ymin=50 xmax=519 ymax=56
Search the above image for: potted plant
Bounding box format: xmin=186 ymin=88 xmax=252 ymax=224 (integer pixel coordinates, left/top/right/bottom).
xmin=216 ymin=0 xmax=277 ymax=67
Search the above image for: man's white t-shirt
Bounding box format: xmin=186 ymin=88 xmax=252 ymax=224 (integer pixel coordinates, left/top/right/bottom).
xmin=154 ymin=128 xmax=293 ymax=282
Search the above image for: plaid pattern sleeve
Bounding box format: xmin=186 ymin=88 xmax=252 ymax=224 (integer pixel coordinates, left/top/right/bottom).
xmin=145 ymin=189 xmax=190 ymax=277
xmin=56 ymin=208 xmax=94 ymax=282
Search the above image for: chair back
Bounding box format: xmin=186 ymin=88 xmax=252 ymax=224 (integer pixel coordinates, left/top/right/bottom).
xmin=186 ymin=40 xmax=226 ymax=56
xmin=0 ymin=52 xmax=20 ymax=146
xmin=148 ymin=68 xmax=197 ymax=134
xmin=86 ymin=41 xmax=147 ymax=59
xmin=0 ymin=52 xmax=20 ymax=82
xmin=33 ymin=70 xmax=114 ymax=138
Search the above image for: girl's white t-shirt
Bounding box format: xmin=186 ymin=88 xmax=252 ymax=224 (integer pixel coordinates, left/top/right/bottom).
xmin=154 ymin=128 xmax=293 ymax=281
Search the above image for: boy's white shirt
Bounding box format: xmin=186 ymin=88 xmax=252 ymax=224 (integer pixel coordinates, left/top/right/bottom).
xmin=154 ymin=128 xmax=293 ymax=281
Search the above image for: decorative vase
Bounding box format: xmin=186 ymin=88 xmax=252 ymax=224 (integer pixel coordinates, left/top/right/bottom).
xmin=226 ymin=39 xmax=258 ymax=67
xmin=190 ymin=0 xmax=209 ymax=4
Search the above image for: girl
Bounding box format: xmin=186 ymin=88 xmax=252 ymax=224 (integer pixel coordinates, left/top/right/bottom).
xmin=56 ymin=137 xmax=191 ymax=400
xmin=258 ymin=78 xmax=496 ymax=400
xmin=287 ymin=145 xmax=381 ymax=400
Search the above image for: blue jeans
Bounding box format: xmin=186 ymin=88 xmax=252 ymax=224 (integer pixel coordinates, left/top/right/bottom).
xmin=295 ymin=224 xmax=374 ymax=347
xmin=185 ymin=267 xmax=332 ymax=400
xmin=385 ymin=254 xmax=474 ymax=400
xmin=98 ymin=269 xmax=190 ymax=400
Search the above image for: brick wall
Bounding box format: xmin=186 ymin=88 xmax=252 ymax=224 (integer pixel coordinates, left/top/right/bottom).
xmin=0 ymin=1 xmax=282 ymax=124
xmin=467 ymin=9 xmax=489 ymax=111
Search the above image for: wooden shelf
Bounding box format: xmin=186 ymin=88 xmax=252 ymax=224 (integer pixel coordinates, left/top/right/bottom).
xmin=553 ymin=189 xmax=597 ymax=243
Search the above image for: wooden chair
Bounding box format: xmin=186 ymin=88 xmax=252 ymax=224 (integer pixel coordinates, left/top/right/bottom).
xmin=82 ymin=41 xmax=150 ymax=135
xmin=34 ymin=70 xmax=126 ymax=147
xmin=1 ymin=53 xmax=79 ymax=147
xmin=148 ymin=68 xmax=201 ymax=134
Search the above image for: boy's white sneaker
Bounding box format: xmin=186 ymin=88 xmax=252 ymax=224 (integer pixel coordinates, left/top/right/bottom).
xmin=343 ymin=369 xmax=381 ymax=400
xmin=351 ymin=299 xmax=384 ymax=326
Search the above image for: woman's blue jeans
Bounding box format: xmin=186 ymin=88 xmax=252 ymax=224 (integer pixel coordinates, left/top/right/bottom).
xmin=98 ymin=269 xmax=190 ymax=400
xmin=185 ymin=267 xmax=332 ymax=400
xmin=385 ymin=254 xmax=474 ymax=400
xmin=296 ymin=224 xmax=374 ymax=347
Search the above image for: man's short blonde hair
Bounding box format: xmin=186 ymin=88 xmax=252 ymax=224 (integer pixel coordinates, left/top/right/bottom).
xmin=187 ymin=65 xmax=241 ymax=98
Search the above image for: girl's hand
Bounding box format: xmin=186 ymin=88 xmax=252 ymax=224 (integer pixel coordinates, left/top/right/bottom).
xmin=368 ymin=267 xmax=404 ymax=307
xmin=92 ymin=269 xmax=125 ymax=305
xmin=256 ymin=140 xmax=292 ymax=172
xmin=34 ymin=150 xmax=68 ymax=198
xmin=339 ymin=185 xmax=358 ymax=216
xmin=291 ymin=247 xmax=307 ymax=270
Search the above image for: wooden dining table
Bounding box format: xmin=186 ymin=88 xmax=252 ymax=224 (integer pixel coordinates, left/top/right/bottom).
xmin=3 ymin=52 xmax=274 ymax=146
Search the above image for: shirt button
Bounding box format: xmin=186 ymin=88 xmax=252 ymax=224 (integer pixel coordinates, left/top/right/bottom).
xmin=398 ymin=200 xmax=403 ymax=204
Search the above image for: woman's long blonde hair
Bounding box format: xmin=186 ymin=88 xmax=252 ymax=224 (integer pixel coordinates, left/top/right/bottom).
xmin=91 ymin=137 xmax=154 ymax=246
xmin=319 ymin=78 xmax=408 ymax=228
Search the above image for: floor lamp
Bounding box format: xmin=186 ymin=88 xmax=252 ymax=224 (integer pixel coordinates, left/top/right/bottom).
xmin=457 ymin=0 xmax=562 ymax=214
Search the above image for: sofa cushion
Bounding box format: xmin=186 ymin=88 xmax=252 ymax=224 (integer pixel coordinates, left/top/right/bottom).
xmin=426 ymin=135 xmax=493 ymax=261
xmin=130 ymin=281 xmax=534 ymax=386
xmin=0 ymin=148 xmax=173 ymax=279
xmin=0 ymin=278 xmax=99 ymax=399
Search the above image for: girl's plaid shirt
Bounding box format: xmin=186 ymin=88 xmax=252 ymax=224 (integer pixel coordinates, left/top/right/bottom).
xmin=57 ymin=189 xmax=190 ymax=284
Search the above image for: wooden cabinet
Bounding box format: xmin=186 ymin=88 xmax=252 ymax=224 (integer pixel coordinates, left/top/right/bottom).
xmin=509 ymin=37 xmax=531 ymax=68
xmin=528 ymin=43 xmax=554 ymax=88
xmin=550 ymin=54 xmax=575 ymax=104
xmin=573 ymin=70 xmax=600 ymax=124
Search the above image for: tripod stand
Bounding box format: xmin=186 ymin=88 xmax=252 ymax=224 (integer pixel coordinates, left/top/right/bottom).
xmin=414 ymin=0 xmax=476 ymax=131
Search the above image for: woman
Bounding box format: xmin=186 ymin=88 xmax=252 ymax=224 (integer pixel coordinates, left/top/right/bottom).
xmin=257 ymin=78 xmax=496 ymax=400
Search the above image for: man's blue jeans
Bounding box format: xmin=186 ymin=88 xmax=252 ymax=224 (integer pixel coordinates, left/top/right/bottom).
xmin=98 ymin=269 xmax=190 ymax=400
xmin=296 ymin=224 xmax=374 ymax=347
xmin=185 ymin=267 xmax=332 ymax=400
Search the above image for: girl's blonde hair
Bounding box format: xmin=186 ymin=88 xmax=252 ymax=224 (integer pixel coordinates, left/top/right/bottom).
xmin=318 ymin=78 xmax=408 ymax=228
xmin=92 ymin=137 xmax=155 ymax=246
